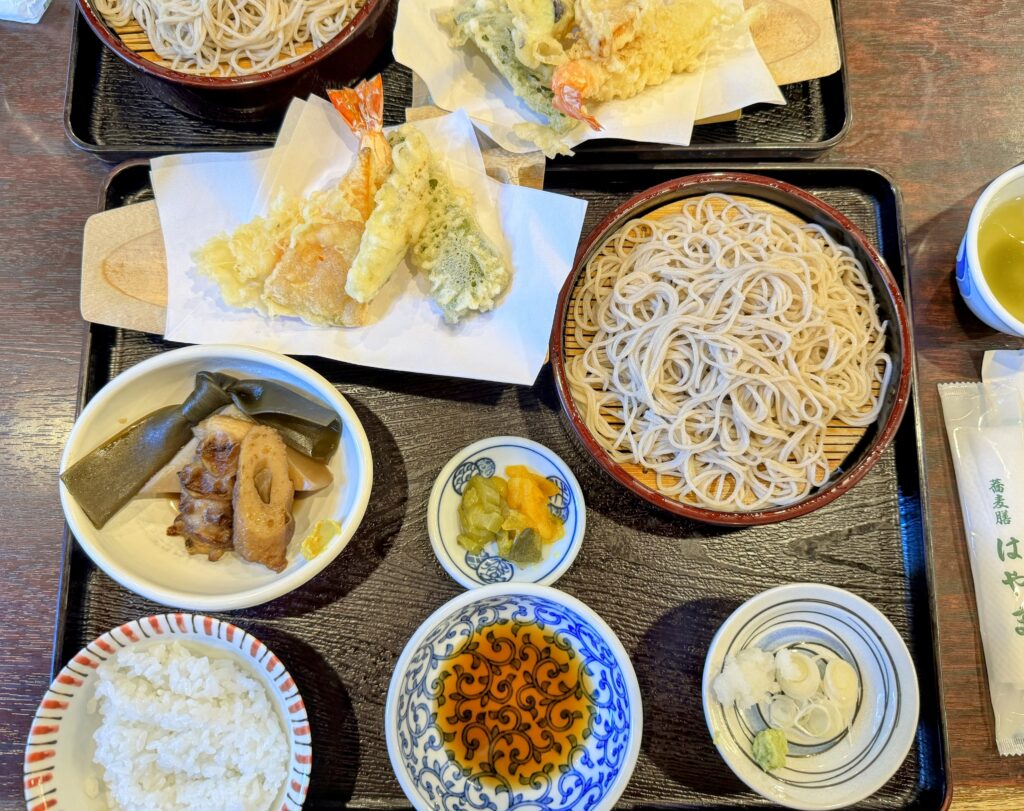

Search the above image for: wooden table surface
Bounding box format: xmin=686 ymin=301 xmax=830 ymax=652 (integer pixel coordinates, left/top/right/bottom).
xmin=1 ymin=0 xmax=1023 ymax=808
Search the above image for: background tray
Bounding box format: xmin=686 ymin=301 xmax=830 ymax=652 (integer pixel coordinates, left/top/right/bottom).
xmin=64 ymin=5 xmax=849 ymax=163
xmin=56 ymin=163 xmax=946 ymax=809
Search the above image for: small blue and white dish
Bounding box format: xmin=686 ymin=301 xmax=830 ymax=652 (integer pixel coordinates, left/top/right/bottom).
xmin=427 ymin=436 xmax=586 ymax=589
xmin=385 ymin=583 xmax=643 ymax=811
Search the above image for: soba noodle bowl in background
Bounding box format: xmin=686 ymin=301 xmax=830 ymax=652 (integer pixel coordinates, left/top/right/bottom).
xmin=566 ymin=193 xmax=892 ymax=512
xmin=92 ymin=0 xmax=366 ymax=75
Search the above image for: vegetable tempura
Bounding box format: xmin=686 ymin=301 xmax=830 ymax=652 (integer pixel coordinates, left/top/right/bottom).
xmin=344 ymin=126 xmax=432 ymax=304
xmin=334 ymin=119 xmax=512 ymax=324
xmin=439 ymin=0 xmax=578 ymax=150
xmin=194 ymin=198 xmax=300 ymax=312
xmin=411 ymin=164 xmax=511 ymax=324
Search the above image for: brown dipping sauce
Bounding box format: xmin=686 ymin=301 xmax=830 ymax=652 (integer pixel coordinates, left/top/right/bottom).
xmin=436 ymin=620 xmax=594 ymax=787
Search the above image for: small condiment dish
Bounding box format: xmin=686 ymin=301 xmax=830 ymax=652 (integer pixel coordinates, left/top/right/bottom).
xmin=59 ymin=344 xmax=373 ymax=611
xmin=956 ymin=162 xmax=1024 ymax=336
xmin=701 ymin=583 xmax=919 ymax=811
xmin=24 ymin=614 xmax=309 ymax=811
xmin=385 ymin=583 xmax=642 ymax=811
xmin=426 ymin=436 xmax=585 ymax=589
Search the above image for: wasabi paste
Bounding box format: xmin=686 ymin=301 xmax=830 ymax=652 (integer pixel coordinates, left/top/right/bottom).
xmin=752 ymin=728 xmax=788 ymax=772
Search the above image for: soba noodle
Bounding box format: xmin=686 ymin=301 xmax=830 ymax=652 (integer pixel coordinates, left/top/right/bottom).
xmin=566 ymin=193 xmax=892 ymax=511
xmin=93 ymin=0 xmax=365 ymax=75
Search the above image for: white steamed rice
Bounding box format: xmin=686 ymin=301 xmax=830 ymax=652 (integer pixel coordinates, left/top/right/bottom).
xmin=89 ymin=640 xmax=289 ymax=811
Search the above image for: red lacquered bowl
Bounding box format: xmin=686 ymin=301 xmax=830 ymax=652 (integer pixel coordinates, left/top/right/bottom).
xmin=76 ymin=0 xmax=396 ymax=123
xmin=549 ymin=172 xmax=913 ymax=527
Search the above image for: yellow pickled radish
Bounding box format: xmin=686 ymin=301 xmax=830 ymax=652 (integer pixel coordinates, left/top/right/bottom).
xmin=454 ymin=467 xmax=565 ymax=566
xmin=505 ymin=468 xmax=563 ymax=542
xmin=301 ymin=519 xmax=342 ymax=560
xmin=506 ymin=465 xmax=560 ymax=497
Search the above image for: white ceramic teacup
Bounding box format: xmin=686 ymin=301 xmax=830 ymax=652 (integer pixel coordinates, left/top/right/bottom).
xmin=957 ymin=163 xmax=1024 ymax=336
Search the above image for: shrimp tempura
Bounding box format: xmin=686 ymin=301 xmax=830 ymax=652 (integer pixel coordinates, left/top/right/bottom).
xmin=552 ymin=0 xmax=724 ymax=129
xmin=262 ymin=77 xmax=394 ymax=326
xmin=195 ymin=76 xmax=393 ymax=328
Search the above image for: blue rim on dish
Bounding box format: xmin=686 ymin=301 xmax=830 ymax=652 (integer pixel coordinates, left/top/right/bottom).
xmin=427 ymin=436 xmax=586 ymax=589
xmin=701 ymin=583 xmax=919 ymax=811
xmin=385 ymin=583 xmax=642 ymax=811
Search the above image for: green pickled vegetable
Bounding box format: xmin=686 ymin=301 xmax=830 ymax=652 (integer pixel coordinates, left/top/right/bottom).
xmin=458 ymin=474 xmax=505 ymax=556
xmin=455 ymin=474 xmax=548 ymax=569
xmin=507 ymin=528 xmax=542 ymax=565
xmin=476 ymin=484 xmax=501 ymax=509
xmin=496 ymin=531 xmax=514 ymax=559
xmin=457 ymin=533 xmax=488 ymax=555
xmin=474 ymin=510 xmax=503 ymax=533
xmin=61 ymin=371 xmax=342 ymax=529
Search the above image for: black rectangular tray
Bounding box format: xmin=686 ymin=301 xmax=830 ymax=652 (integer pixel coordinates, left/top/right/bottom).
xmin=54 ymin=162 xmax=946 ymax=809
xmin=65 ymin=5 xmax=850 ymax=163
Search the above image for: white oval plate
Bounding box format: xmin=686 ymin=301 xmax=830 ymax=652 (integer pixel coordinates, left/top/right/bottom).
xmin=427 ymin=436 xmax=585 ymax=589
xmin=702 ymin=583 xmax=920 ymax=811
xmin=24 ymin=614 xmax=310 ymax=811
xmin=59 ymin=344 xmax=373 ymax=610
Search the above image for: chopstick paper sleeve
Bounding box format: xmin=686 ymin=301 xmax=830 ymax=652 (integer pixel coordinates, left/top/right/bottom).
xmin=939 ymin=379 xmax=1024 ymax=756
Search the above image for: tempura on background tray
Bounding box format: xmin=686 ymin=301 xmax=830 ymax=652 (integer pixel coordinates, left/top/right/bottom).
xmin=438 ymin=0 xmax=727 ymax=153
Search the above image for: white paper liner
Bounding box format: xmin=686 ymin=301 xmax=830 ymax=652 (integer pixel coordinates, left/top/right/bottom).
xmin=151 ymin=99 xmax=586 ymax=386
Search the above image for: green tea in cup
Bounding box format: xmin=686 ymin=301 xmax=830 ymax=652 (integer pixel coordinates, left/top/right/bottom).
xmin=979 ymin=195 xmax=1024 ymax=321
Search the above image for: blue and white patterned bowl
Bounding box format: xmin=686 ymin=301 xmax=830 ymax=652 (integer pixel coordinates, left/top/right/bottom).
xmin=385 ymin=584 xmax=642 ymax=811
xmin=427 ymin=437 xmax=585 ymax=588
xmin=702 ymin=584 xmax=919 ymax=811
